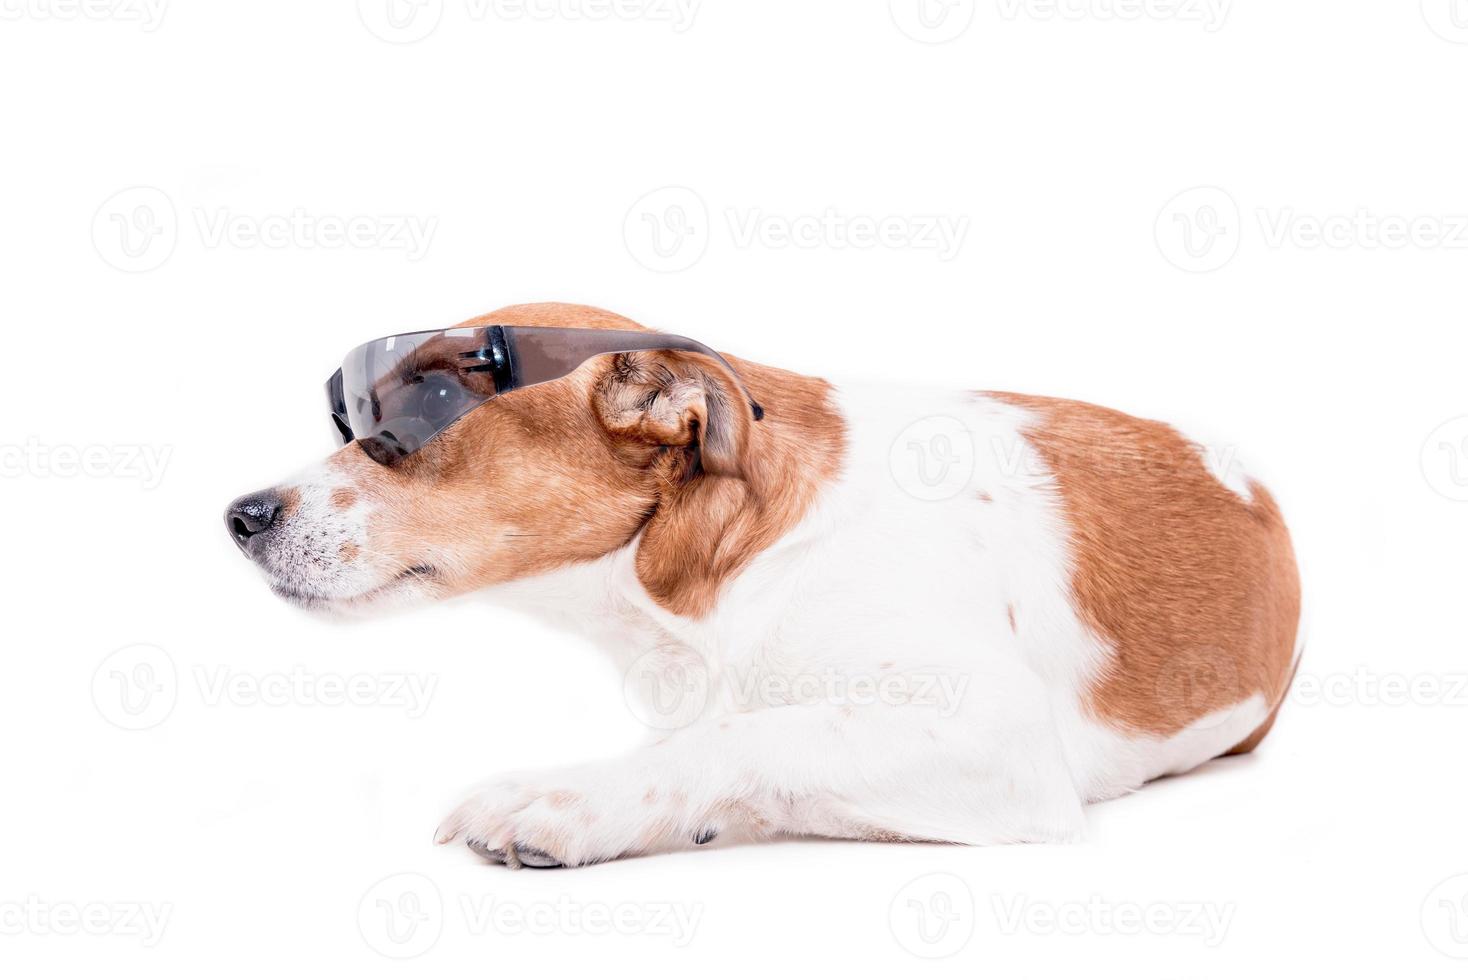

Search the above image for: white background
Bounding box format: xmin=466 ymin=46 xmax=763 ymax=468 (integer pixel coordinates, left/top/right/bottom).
xmin=2 ymin=1 xmax=1466 ymax=976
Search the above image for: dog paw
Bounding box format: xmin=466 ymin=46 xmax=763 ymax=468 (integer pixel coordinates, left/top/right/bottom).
xmin=435 ymin=777 xmax=629 ymax=868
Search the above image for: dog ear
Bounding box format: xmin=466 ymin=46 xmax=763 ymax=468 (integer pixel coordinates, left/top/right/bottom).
xmin=592 ymin=350 xmax=754 ymax=479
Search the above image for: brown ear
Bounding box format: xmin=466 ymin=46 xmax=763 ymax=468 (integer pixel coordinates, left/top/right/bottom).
xmin=593 ymin=350 xmax=753 ymax=479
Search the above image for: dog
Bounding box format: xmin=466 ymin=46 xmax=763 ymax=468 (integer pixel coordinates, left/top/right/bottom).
xmin=225 ymin=302 xmax=1301 ymax=869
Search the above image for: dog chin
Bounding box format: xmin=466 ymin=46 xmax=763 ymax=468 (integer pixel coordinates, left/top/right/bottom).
xmin=266 ymin=566 xmax=438 ymax=615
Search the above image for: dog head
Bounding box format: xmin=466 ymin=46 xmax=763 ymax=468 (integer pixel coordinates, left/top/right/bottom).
xmin=224 ymin=303 xmax=760 ymax=613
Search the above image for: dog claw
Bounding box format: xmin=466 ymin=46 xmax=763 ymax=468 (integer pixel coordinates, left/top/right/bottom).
xmin=465 ymin=839 xmax=563 ymax=869
xmin=509 ymin=843 xmax=563 ymax=869
xmin=466 ymin=839 xmax=507 ymax=863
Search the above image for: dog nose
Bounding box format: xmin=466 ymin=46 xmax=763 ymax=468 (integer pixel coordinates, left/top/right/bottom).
xmin=225 ymin=490 xmax=283 ymax=550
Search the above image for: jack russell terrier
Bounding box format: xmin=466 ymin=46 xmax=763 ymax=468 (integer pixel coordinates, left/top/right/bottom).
xmin=225 ymin=302 xmax=1301 ymax=869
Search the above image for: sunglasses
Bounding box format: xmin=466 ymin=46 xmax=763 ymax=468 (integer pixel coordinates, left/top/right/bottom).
xmin=327 ymin=325 xmax=762 ymax=464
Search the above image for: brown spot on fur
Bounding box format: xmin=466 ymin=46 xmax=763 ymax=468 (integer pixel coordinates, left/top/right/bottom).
xmin=642 ymin=788 xmax=658 ymax=804
xmin=545 ymin=790 xmax=583 ymax=810
xmin=976 ymin=489 xmax=993 ymax=502
xmin=987 ymin=392 xmax=1300 ymax=743
xmin=330 ymin=487 xmax=358 ymax=511
xmin=277 ymin=487 xmax=300 ymax=520
xmin=338 ymin=542 xmax=359 ymax=562
xmin=1006 ymin=602 xmax=1017 ymax=633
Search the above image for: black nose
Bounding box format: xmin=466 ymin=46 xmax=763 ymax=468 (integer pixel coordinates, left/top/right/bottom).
xmin=225 ymin=490 xmax=283 ymax=550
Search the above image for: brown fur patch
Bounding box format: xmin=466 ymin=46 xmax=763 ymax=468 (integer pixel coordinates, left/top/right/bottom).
xmin=987 ymin=392 xmax=1300 ymax=743
xmin=277 ymin=486 xmax=300 ymax=521
xmin=330 ymin=488 xmax=358 ymax=511
xmin=633 ymin=354 xmax=846 ymax=617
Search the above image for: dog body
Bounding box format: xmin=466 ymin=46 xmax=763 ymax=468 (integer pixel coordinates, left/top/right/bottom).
xmin=229 ymin=303 xmax=1300 ymax=866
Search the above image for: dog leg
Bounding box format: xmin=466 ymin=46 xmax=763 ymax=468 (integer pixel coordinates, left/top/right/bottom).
xmin=436 ymin=676 xmax=1084 ymax=867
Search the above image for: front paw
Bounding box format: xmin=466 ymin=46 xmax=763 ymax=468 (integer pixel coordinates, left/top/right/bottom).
xmin=435 ymin=777 xmax=621 ymax=869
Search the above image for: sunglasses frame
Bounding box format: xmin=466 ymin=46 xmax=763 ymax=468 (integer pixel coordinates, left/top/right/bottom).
xmin=326 ymin=325 xmax=762 ymax=463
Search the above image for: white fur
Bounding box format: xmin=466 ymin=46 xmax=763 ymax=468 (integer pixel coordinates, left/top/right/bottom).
xmin=436 ymin=386 xmax=1276 ymax=864
xmin=254 ymin=462 xmax=432 ymax=612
